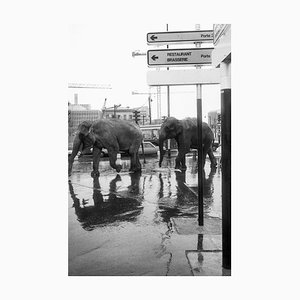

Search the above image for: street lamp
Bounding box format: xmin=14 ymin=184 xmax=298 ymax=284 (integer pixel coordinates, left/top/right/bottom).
xmin=131 ymin=91 xmax=150 ymax=95
xmin=132 ymin=50 xmax=146 ymax=58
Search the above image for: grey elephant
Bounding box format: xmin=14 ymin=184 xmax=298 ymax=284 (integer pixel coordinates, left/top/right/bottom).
xmin=158 ymin=117 xmax=217 ymax=170
xmin=68 ymin=119 xmax=143 ymax=177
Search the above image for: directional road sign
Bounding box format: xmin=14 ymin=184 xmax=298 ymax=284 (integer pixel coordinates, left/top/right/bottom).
xmin=147 ymin=48 xmax=213 ymax=67
xmin=147 ymin=30 xmax=213 ymax=44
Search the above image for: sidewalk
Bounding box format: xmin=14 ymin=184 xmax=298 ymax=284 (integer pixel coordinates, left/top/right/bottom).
xmin=171 ymin=156 xmax=230 ymax=276
xmin=170 ymin=216 xmax=230 ymax=276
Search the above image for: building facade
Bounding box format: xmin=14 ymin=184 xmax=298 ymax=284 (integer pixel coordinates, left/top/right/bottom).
xmin=103 ymin=106 xmax=150 ymax=124
xmin=68 ymin=104 xmax=102 ymax=128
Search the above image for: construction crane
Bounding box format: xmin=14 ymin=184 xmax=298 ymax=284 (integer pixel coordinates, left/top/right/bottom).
xmin=100 ymin=98 xmax=107 ymax=118
xmin=68 ymin=83 xmax=112 ymax=89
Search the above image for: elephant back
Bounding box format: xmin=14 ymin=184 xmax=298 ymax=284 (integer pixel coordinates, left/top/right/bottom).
xmin=91 ymin=118 xmax=143 ymax=149
xmin=181 ymin=118 xmax=214 ymax=147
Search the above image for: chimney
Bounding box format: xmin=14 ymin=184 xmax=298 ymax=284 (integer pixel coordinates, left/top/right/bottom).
xmin=74 ymin=93 xmax=78 ymax=105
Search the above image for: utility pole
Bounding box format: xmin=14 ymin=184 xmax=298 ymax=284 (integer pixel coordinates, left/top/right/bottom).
xmin=113 ymin=104 xmax=121 ymax=118
xmin=166 ymin=23 xmax=171 ymax=158
xmin=148 ymin=96 xmax=152 ymax=124
xmin=195 ymin=23 xmax=204 ymax=226
xmin=157 ymin=86 xmax=161 ymax=119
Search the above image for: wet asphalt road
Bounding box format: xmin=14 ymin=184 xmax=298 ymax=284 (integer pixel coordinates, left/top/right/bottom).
xmin=68 ymin=154 xmax=222 ymax=275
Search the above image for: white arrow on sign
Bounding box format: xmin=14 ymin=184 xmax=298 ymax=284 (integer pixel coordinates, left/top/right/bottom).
xmin=147 ymin=30 xmax=213 ymax=44
xmin=147 ymin=48 xmax=213 ymax=67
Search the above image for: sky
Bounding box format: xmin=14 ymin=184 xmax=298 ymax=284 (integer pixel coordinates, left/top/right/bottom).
xmin=68 ymin=22 xmax=221 ymax=120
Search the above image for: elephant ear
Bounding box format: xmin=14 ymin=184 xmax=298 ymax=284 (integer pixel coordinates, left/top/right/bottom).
xmin=175 ymin=119 xmax=183 ymax=135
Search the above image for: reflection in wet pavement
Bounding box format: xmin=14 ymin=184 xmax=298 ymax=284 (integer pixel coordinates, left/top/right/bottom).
xmin=68 ymin=155 xmax=221 ymax=275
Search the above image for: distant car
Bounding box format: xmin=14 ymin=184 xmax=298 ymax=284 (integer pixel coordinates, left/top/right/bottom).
xmin=144 ymin=138 xmax=159 ymax=146
xmin=138 ymin=141 xmax=157 ymax=156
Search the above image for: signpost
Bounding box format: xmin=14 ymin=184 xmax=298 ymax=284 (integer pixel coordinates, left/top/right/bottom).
xmin=147 ymin=48 xmax=213 ymax=67
xmin=144 ymin=24 xmax=231 ymax=271
xmin=147 ymin=30 xmax=213 ymax=44
xmin=146 ymin=28 xmax=214 ymax=227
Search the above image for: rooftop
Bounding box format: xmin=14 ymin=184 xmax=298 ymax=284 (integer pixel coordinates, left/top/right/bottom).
xmin=69 ymin=104 xmax=87 ymax=111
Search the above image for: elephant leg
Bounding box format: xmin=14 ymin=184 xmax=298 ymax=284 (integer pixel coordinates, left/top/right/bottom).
xmin=180 ymin=155 xmax=187 ymax=171
xmin=135 ymin=151 xmax=141 ymax=171
xmin=136 ymin=153 xmax=141 ymax=169
xmin=129 ymin=154 xmax=135 ymax=172
xmin=129 ymin=141 xmax=141 ymax=172
xmin=108 ymin=149 xmax=122 ymax=173
xmin=175 ymin=149 xmax=187 ymax=170
xmin=91 ymin=147 xmax=102 ymax=178
xmin=129 ymin=151 xmax=141 ymax=172
xmin=68 ymin=134 xmax=82 ymax=176
xmin=207 ymin=147 xmax=217 ymax=168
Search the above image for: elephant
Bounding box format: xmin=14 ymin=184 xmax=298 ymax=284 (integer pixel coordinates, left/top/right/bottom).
xmin=68 ymin=119 xmax=143 ymax=177
xmin=158 ymin=117 xmax=217 ymax=170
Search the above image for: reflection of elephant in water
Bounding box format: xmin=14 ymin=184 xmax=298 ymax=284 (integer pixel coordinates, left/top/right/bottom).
xmin=174 ymin=168 xmax=216 ymax=201
xmin=156 ymin=168 xmax=217 ymax=223
xmin=68 ymin=119 xmax=143 ymax=177
xmin=68 ymin=173 xmax=143 ymax=230
xmin=202 ymin=167 xmax=216 ymax=200
xmin=158 ymin=117 xmax=217 ymax=170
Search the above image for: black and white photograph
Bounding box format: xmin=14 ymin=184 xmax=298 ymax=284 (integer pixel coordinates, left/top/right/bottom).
xmin=2 ymin=0 xmax=300 ymax=298
xmin=68 ymin=23 xmax=231 ymax=276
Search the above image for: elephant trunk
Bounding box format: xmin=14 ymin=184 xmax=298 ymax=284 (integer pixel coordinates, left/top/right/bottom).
xmin=158 ymin=135 xmax=166 ymax=167
xmin=68 ymin=133 xmax=82 ymax=176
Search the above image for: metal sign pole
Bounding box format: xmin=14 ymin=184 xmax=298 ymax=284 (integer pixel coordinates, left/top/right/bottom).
xmin=195 ymin=24 xmax=204 ymax=226
xmin=197 ymin=84 xmax=204 ymax=226
xmin=166 ymin=23 xmax=171 ymax=158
